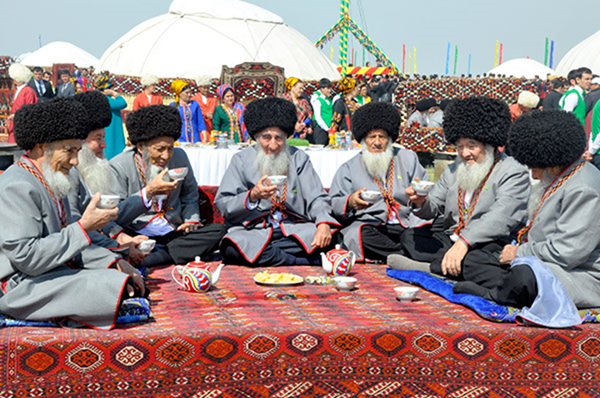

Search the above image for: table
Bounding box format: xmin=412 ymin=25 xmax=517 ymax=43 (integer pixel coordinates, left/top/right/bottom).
xmin=182 ymin=146 xmax=359 ymax=188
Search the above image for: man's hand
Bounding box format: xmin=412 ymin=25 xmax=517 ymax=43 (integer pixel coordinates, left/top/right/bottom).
xmin=79 ymin=194 xmax=118 ymax=232
xmin=583 ymin=151 xmax=593 ymax=162
xmin=349 ymin=188 xmax=373 ymax=211
xmin=405 ymin=185 xmax=427 ymax=208
xmin=177 ymin=222 xmax=201 ymax=233
xmin=311 ymin=223 xmax=332 ymax=248
xmin=441 ymin=240 xmax=469 ymax=277
xmin=250 ymin=175 xmax=278 ymax=202
xmin=115 ymin=259 xmax=146 ymax=298
xmin=128 ymin=246 xmax=147 ymax=266
xmin=499 ymin=244 xmax=518 ymax=265
xmin=145 ymin=169 xmax=178 ymax=198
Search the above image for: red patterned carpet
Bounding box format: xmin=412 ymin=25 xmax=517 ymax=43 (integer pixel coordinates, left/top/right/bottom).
xmin=1 ymin=263 xmax=600 ymax=397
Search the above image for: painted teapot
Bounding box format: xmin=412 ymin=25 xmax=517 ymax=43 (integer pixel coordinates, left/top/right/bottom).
xmin=321 ymin=245 xmax=355 ymax=276
xmin=171 ymin=257 xmax=225 ymax=293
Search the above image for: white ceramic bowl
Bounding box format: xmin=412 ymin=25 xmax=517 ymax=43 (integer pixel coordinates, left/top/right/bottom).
xmin=394 ymin=286 xmax=419 ymax=301
xmin=97 ymin=195 xmax=120 ymax=209
xmin=361 ymin=190 xmax=382 ymax=203
xmin=333 ymin=276 xmax=357 ymax=291
xmin=411 ymin=180 xmax=435 ymax=196
xmin=267 ymin=175 xmax=287 ymax=186
xmin=137 ymin=239 xmax=156 ymax=255
xmin=168 ymin=167 xmax=189 ymax=181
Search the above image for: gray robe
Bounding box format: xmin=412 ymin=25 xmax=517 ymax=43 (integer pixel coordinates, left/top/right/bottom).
xmin=109 ymin=147 xmax=200 ymax=231
xmin=330 ymin=147 xmax=431 ymax=261
xmin=215 ymin=146 xmax=340 ymax=263
xmin=414 ymin=153 xmax=530 ymax=247
xmin=516 ymin=160 xmax=600 ymax=308
xmin=0 ymin=157 xmax=130 ymax=329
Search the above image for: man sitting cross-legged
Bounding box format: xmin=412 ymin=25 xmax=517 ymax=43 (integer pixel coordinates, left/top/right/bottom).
xmin=390 ymin=97 xmax=531 ymax=289
xmin=110 ymin=105 xmax=226 ymax=267
xmin=0 ymin=98 xmax=145 ymax=329
xmin=454 ymin=110 xmax=600 ymax=312
xmin=216 ymin=97 xmax=341 ymax=266
xmin=329 ymin=102 xmax=431 ymax=262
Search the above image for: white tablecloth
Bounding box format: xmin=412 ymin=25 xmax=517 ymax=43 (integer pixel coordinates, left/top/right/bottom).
xmin=181 ymin=146 xmax=359 ymax=188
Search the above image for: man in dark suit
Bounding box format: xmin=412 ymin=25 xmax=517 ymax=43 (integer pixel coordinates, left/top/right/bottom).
xmin=28 ymin=66 xmax=54 ymax=102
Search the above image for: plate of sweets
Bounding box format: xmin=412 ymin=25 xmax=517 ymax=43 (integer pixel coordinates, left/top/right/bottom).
xmin=254 ymin=270 xmax=304 ymax=286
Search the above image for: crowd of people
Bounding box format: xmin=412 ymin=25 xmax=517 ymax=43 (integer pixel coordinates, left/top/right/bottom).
xmin=1 ymin=62 xmax=600 ymax=329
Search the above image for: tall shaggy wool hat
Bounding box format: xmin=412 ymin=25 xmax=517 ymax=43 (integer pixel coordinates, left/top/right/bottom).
xmin=140 ymin=74 xmax=159 ymax=87
xmin=126 ymin=105 xmax=182 ymax=145
xmin=508 ymin=110 xmax=586 ymax=169
xmin=73 ymin=91 xmax=112 ymax=133
xmin=8 ymin=63 xmax=32 ymax=84
xmin=443 ymin=96 xmax=511 ymax=148
xmin=351 ymin=102 xmax=401 ymax=143
xmin=517 ymin=91 xmax=540 ymax=109
xmin=244 ymin=97 xmax=297 ymax=138
xmin=14 ymin=97 xmax=89 ymax=150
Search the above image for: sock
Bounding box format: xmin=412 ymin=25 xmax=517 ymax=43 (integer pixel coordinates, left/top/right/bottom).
xmin=387 ymin=254 xmax=431 ymax=272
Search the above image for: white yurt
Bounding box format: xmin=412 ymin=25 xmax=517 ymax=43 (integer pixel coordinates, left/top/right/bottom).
xmin=98 ymin=0 xmax=340 ymax=80
xmin=20 ymin=41 xmax=99 ymax=68
xmin=556 ymin=29 xmax=600 ymax=76
xmin=487 ymin=58 xmax=554 ymax=79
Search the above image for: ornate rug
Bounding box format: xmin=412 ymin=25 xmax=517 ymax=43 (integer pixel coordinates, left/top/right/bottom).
xmin=1 ymin=263 xmax=599 ymax=397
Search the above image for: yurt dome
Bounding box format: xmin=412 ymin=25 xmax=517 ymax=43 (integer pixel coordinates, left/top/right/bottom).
xmin=98 ymin=0 xmax=340 ymax=80
xmin=20 ymin=41 xmax=99 ymax=68
xmin=487 ymin=58 xmax=554 ymax=79
xmin=556 ymin=29 xmax=600 ymax=76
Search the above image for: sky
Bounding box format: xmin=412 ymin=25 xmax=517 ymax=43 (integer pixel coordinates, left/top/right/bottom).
xmin=1 ymin=0 xmax=598 ymax=76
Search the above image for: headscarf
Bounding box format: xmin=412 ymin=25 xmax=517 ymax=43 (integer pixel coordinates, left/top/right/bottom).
xmin=217 ymin=84 xmax=234 ymax=100
xmin=93 ymin=73 xmax=111 ymax=91
xmin=337 ymin=76 xmax=356 ymax=95
xmin=285 ymin=77 xmax=301 ymax=92
xmin=171 ymin=79 xmax=190 ymax=105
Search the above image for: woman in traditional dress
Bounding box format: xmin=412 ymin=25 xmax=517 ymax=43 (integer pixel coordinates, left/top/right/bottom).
xmin=191 ymin=75 xmax=218 ymax=132
xmin=212 ymin=84 xmax=247 ymax=143
xmin=280 ymin=77 xmax=312 ymax=139
xmin=170 ymin=80 xmax=208 ymax=143
xmin=133 ymin=74 xmax=163 ymax=111
xmin=94 ymin=73 xmax=127 ymax=159
xmin=329 ymin=76 xmax=360 ymax=135
xmin=355 ymin=83 xmax=371 ymax=105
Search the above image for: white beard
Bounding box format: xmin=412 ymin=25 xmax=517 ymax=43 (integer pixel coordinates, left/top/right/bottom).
xmin=361 ymin=140 xmax=393 ymax=179
xmin=256 ymin=143 xmax=291 ymax=176
xmin=527 ymin=172 xmax=554 ymax=219
xmin=77 ymin=144 xmax=114 ymax=194
xmin=42 ymin=159 xmax=76 ymax=199
xmin=456 ymin=145 xmax=495 ymax=191
xmin=142 ymin=148 xmax=166 ymax=181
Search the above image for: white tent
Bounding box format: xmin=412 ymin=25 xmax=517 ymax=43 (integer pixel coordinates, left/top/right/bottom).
xmin=556 ymin=29 xmax=600 ymax=76
xmin=98 ymin=0 xmax=340 ymax=80
xmin=20 ymin=41 xmax=99 ymax=68
xmin=487 ymin=58 xmax=554 ymax=79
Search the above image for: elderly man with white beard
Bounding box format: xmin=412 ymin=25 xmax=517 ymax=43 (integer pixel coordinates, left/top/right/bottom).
xmin=110 ymin=105 xmax=226 ymax=267
xmin=390 ymin=97 xmax=531 ymax=288
xmin=69 ymin=91 xmax=175 ymax=265
xmin=216 ymin=97 xmax=341 ymax=267
xmin=0 ymin=98 xmax=146 ymax=329
xmin=453 ymin=110 xmax=600 ymax=315
xmin=329 ymin=102 xmax=431 ymax=262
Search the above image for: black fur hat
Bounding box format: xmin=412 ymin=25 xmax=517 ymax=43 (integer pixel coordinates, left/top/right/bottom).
xmin=244 ymin=97 xmax=297 ymax=138
xmin=351 ymin=102 xmax=401 ymax=143
xmin=508 ymin=110 xmax=586 ymax=169
xmin=14 ymin=97 xmax=88 ymax=150
xmin=73 ymin=91 xmax=111 ymax=133
xmin=126 ymin=105 xmax=182 ymax=145
xmin=443 ymin=96 xmax=511 ymax=148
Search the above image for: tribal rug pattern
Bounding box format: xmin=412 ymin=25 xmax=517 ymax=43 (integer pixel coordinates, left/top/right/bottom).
xmin=1 ymin=263 xmax=599 ymax=397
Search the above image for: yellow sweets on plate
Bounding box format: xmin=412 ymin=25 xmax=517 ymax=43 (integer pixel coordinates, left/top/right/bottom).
xmin=254 ymin=271 xmax=303 ymax=284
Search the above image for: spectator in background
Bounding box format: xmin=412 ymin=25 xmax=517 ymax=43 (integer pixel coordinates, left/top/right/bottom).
xmin=428 ymin=99 xmax=449 ymax=128
xmin=94 ymin=73 xmax=127 ymax=159
xmin=509 ymin=91 xmax=540 ymax=122
xmin=56 ymin=70 xmax=75 ymax=97
xmin=213 ymin=84 xmax=246 ymax=143
xmin=330 ymin=76 xmax=358 ymax=134
xmin=310 ymin=78 xmax=335 ymax=145
xmin=6 ymin=63 xmax=37 ymax=144
xmin=191 ymin=76 xmax=218 ymax=132
xmin=170 ymin=80 xmax=208 ymax=143
xmin=406 ymin=98 xmax=436 ymax=127
xmin=133 ymin=74 xmax=163 ymax=111
xmin=355 ymin=83 xmax=371 ymax=105
xmin=542 ymin=78 xmax=568 ymax=111
xmin=281 ymin=77 xmax=313 ymax=139
xmin=586 ymin=98 xmax=600 ymax=170
xmin=28 ymin=66 xmax=54 ymax=102
xmin=559 ymin=67 xmax=593 ymax=125
xmin=585 ymin=76 xmax=600 ymax=116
